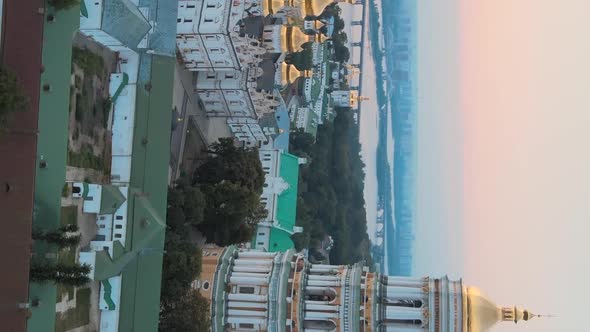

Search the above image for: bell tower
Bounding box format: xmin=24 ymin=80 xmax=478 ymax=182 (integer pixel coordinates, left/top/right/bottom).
xmin=194 ymin=246 xmax=542 ymax=331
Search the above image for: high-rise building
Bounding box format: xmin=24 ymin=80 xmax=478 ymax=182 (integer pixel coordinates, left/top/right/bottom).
xmin=197 ymin=246 xmax=540 ymax=331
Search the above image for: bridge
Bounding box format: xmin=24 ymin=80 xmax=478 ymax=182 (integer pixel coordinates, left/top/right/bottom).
xmin=346 ymin=0 xmax=368 ymax=111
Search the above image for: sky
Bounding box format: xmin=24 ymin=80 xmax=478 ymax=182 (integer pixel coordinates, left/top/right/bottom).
xmin=414 ymin=0 xmax=590 ymax=331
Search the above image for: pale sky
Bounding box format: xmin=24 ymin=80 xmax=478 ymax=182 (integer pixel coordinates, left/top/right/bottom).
xmin=415 ymin=0 xmax=590 ymax=331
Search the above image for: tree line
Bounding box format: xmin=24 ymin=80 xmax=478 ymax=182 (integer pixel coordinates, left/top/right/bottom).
xmin=290 ymin=107 xmax=372 ymax=265
xmin=30 ymin=224 xmax=91 ymax=286
xmin=159 ymin=138 xmax=266 ymax=331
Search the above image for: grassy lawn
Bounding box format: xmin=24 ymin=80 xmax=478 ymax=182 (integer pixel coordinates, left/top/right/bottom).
xmin=60 ymin=206 xmax=78 ymax=226
xmin=68 ymin=143 xmax=105 ymax=171
xmin=56 ymin=206 xmax=78 ymax=301
xmin=55 ymin=287 xmax=91 ymax=332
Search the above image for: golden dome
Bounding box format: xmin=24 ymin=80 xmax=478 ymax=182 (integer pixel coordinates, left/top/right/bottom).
xmin=287 ymin=0 xmax=354 ymax=19
xmin=263 ymin=0 xmax=288 ymax=16
xmin=464 ymin=287 xmax=502 ymax=332
xmin=464 ymin=286 xmax=539 ymax=332
xmin=281 ymin=63 xmax=303 ymax=86
xmin=280 ymin=26 xmax=310 ymax=53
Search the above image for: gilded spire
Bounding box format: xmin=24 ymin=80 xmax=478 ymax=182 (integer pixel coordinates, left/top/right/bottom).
xmin=464 ymin=286 xmax=543 ymax=331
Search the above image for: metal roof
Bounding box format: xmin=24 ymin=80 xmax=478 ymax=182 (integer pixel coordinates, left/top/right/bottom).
xmin=102 ymin=0 xmax=151 ymax=51
xmin=275 ymin=152 xmax=300 ymax=231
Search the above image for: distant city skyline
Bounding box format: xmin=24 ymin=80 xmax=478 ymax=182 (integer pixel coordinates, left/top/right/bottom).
xmin=415 ymin=0 xmax=590 ymax=331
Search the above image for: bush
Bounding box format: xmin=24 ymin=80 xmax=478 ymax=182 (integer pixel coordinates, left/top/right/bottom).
xmin=68 ymin=144 xmax=103 ymax=170
xmin=72 ymin=47 xmax=104 ymax=78
xmin=31 ymin=261 xmax=90 ymax=286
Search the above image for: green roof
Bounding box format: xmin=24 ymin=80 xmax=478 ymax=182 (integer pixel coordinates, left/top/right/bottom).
xmin=99 ymin=185 xmax=126 ymax=214
xmin=27 ymin=4 xmax=80 ymax=332
xmin=102 ymin=0 xmax=151 ymax=51
xmin=275 ymin=153 xmax=300 ymax=231
xmin=268 ymin=228 xmax=295 ymax=252
xmin=117 ymin=55 xmax=174 ymax=332
xmin=92 ymin=192 xmax=166 ymax=281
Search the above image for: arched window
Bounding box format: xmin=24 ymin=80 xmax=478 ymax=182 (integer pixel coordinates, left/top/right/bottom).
xmin=305 ymin=287 xmax=337 ymax=302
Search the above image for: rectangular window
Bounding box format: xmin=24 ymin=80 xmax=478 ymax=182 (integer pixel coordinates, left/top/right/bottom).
xmin=239 ymin=323 xmax=255 ymax=328
xmin=204 ymin=18 xmax=213 ymax=23
xmin=205 ymin=35 xmax=216 ymax=41
xmin=210 ymin=48 xmax=220 ymax=53
xmin=257 ymin=242 xmax=264 ymax=246
xmin=187 ymin=4 xmax=195 ymax=8
xmin=225 ymin=73 xmax=234 ymax=79
xmin=114 ymin=234 xmax=122 ymax=239
xmin=116 ymin=215 xmax=123 ymax=220
xmin=239 ymin=286 xmax=255 ymax=294
xmin=207 ymin=73 xmax=216 ymax=79
xmin=258 ymin=232 xmax=265 ymax=236
xmin=115 ymin=225 xmax=123 ymax=229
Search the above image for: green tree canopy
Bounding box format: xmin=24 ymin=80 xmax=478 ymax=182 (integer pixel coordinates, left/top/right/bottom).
xmin=195 ymin=138 xmax=264 ymax=194
xmin=30 ymin=261 xmax=91 ymax=286
xmin=159 ymin=289 xmax=211 ymax=332
xmin=160 ymin=232 xmax=202 ymax=302
xmin=199 ymin=181 xmax=263 ymax=245
xmin=290 ymin=107 xmax=372 ymax=265
xmin=285 ymin=42 xmax=314 ymax=71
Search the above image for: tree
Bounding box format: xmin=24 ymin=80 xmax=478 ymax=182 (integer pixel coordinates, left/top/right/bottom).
xmin=48 ymin=0 xmax=79 ymax=10
xmin=160 ymin=232 xmax=202 ymax=302
xmin=333 ymin=16 xmax=345 ymax=32
xmin=0 ymin=66 xmax=29 ymax=133
xmin=332 ymin=31 xmax=348 ymax=45
xmin=320 ymin=3 xmax=341 ymax=19
xmin=167 ymin=184 xmax=205 ymax=230
xmin=159 ymin=289 xmax=211 ymax=332
xmin=182 ymin=186 xmax=205 ymax=226
xmin=289 ymin=108 xmax=372 ymax=265
xmin=199 ymin=181 xmax=263 ymax=245
xmin=290 ymin=128 xmax=315 ymax=154
xmin=32 ymin=228 xmax=80 ymax=248
xmin=285 ymin=43 xmax=314 ymax=71
xmin=195 ymin=138 xmax=264 ymax=194
xmin=30 ymin=261 xmax=91 ymax=286
xmin=333 ymin=42 xmax=350 ymax=63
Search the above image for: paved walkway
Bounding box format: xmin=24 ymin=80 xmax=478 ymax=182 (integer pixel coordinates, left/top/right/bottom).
xmin=169 ymin=62 xmax=232 ymax=182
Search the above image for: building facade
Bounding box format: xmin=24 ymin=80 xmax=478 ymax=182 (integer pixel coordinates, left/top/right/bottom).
xmin=74 ymin=0 xmax=177 ymax=331
xmin=196 ymin=246 xmax=540 ymax=332
xmin=176 ymin=0 xmax=267 ymax=71
xmin=331 ymin=90 xmax=368 ymax=109
xmin=252 ymin=149 xmax=305 ymax=252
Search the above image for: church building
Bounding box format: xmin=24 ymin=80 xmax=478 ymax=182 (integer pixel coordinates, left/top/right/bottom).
xmin=196 ymin=246 xmax=540 ymax=332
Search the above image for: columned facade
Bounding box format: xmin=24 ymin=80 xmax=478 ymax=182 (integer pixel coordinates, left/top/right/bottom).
xmin=196 ymin=246 xmax=540 ymax=332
